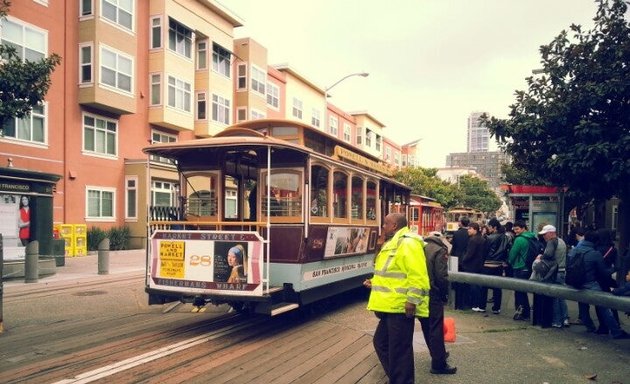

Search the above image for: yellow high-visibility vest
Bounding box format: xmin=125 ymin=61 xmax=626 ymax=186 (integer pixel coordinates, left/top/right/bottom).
xmin=367 ymin=227 xmax=430 ymax=317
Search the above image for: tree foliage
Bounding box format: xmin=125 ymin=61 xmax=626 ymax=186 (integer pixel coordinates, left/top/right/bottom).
xmin=392 ymin=167 xmax=501 ymax=214
xmin=483 ymin=0 xmax=630 ymax=251
xmin=483 ymin=0 xmax=630 ymax=206
xmin=0 ymin=0 xmax=61 ymax=130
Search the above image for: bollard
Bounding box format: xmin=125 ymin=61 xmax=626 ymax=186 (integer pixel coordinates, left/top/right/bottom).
xmin=24 ymin=241 xmax=39 ymax=283
xmin=98 ymin=238 xmax=110 ymax=275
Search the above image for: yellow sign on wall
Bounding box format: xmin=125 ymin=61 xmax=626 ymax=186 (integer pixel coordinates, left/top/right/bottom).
xmin=159 ymin=241 xmax=185 ymax=278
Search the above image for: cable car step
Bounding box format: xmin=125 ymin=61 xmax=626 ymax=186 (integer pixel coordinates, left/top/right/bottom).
xmin=270 ymin=302 xmax=300 ymax=316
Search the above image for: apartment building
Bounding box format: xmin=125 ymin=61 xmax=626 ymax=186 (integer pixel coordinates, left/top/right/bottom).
xmin=0 ymin=0 xmax=400 ymax=248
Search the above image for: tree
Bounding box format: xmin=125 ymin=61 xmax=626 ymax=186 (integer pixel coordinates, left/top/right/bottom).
xmin=0 ymin=0 xmax=61 ymax=133
xmin=393 ymin=167 xmax=459 ymax=209
xmin=456 ymin=175 xmax=502 ymax=215
xmin=483 ymin=0 xmax=630 ymax=251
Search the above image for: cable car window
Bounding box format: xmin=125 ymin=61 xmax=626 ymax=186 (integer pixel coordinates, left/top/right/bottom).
xmin=367 ymin=180 xmax=377 ymax=221
xmin=185 ymin=173 xmax=217 ymax=218
xmin=351 ymin=176 xmax=364 ymax=219
xmin=333 ymin=171 xmax=348 ymax=219
xmin=311 ymin=164 xmax=329 ymax=217
xmin=262 ymin=170 xmax=302 ymax=218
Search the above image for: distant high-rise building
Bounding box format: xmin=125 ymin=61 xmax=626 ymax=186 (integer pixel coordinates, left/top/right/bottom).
xmin=467 ymin=111 xmax=489 ymax=152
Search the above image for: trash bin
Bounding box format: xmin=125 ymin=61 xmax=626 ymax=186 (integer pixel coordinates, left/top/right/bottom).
xmin=52 ymin=238 xmax=65 ymax=267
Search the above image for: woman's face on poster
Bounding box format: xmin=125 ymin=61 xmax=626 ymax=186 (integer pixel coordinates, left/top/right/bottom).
xmin=228 ymin=252 xmax=238 ymax=266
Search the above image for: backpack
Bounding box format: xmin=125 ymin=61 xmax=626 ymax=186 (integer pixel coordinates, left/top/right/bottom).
xmin=565 ymin=248 xmax=587 ymax=288
xmin=525 ymin=237 xmax=545 ymax=271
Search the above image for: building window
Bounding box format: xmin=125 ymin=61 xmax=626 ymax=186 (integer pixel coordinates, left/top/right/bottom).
xmin=343 ymin=124 xmax=351 ymax=142
xmin=251 ymin=66 xmax=265 ymax=95
xmin=385 ymin=147 xmax=392 ymax=160
xmin=2 ymin=103 xmax=46 ymax=144
xmin=237 ymin=107 xmax=247 ymax=122
xmin=100 ymin=45 xmax=133 ymax=93
xmin=311 ymin=108 xmax=321 ymax=128
xmin=125 ymin=176 xmax=137 ymax=220
xmin=196 ymin=40 xmax=207 ymax=70
xmin=150 ymin=73 xmax=161 ymax=105
xmin=83 ymin=114 xmax=117 ymax=156
xmin=151 ymin=130 xmax=176 ymax=164
xmin=212 ymin=42 xmax=230 ymax=77
xmin=168 ymin=18 xmax=192 ymax=58
xmin=196 ymin=92 xmax=206 ymax=120
xmin=365 ymin=129 xmax=372 ymax=147
xmin=1 ymin=18 xmax=46 ymax=61
xmin=80 ymin=0 xmax=93 ymax=16
xmin=376 ymin=135 xmax=382 ymax=152
xmin=152 ymin=180 xmax=175 ymax=207
xmin=237 ymin=64 xmax=247 ymax=90
xmin=150 ymin=16 xmax=161 ymax=49
xmin=101 ymin=0 xmax=133 ymax=32
xmin=212 ymin=94 xmax=230 ymax=125
xmin=167 ymin=75 xmax=191 ymax=112
xmin=292 ymin=98 xmax=303 ymax=120
xmin=79 ymin=43 xmax=93 ymax=84
xmin=356 ymin=127 xmax=362 ymax=145
xmin=329 ymin=116 xmax=338 ymax=136
xmin=267 ymin=82 xmax=279 ymax=108
xmin=87 ymin=187 xmax=115 ymax=219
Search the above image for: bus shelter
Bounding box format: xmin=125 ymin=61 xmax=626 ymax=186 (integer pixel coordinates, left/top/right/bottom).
xmin=502 ymin=185 xmax=565 ymax=236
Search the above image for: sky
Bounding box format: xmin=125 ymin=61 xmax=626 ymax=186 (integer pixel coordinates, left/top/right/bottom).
xmin=220 ymin=0 xmax=600 ymax=167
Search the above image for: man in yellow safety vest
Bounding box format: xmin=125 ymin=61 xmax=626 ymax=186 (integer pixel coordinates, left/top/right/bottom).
xmin=365 ymin=212 xmax=430 ymax=384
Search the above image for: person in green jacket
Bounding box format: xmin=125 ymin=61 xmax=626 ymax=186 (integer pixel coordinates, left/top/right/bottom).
xmin=508 ymin=220 xmax=536 ymax=321
xmin=365 ymin=212 xmax=430 ymax=384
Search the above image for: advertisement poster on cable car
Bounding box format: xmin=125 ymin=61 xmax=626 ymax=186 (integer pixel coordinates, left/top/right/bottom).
xmin=149 ymin=230 xmax=264 ymax=296
xmin=324 ymin=226 xmax=370 ymax=258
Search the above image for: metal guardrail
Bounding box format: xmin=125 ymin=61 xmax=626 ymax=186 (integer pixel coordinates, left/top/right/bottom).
xmin=449 ymin=271 xmax=630 ymax=313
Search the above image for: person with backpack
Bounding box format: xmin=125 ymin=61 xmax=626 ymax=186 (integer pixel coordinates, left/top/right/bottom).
xmin=569 ymin=231 xmax=629 ymax=339
xmin=507 ymin=220 xmax=537 ymax=321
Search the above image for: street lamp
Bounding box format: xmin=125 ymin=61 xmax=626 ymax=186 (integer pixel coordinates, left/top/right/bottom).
xmin=324 ymin=72 xmax=369 ymax=98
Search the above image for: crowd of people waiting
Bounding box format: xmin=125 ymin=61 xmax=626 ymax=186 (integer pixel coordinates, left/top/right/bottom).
xmin=451 ymin=216 xmax=630 ymax=340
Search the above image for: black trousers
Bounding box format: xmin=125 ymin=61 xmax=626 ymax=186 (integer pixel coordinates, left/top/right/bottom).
xmin=532 ymin=294 xmax=554 ymax=328
xmin=479 ymin=266 xmax=504 ymax=311
xmin=373 ymin=312 xmax=415 ymax=384
xmin=419 ymin=297 xmax=448 ymax=370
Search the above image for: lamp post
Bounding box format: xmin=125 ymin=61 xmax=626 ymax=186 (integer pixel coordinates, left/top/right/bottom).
xmin=324 ymin=72 xmax=369 ymax=99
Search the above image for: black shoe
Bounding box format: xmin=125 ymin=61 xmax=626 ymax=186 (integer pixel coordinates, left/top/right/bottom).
xmin=431 ymin=365 xmax=457 ymax=375
xmin=612 ymin=331 xmax=630 ymax=340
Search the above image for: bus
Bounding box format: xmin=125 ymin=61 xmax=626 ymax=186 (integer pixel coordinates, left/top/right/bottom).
xmin=445 ymin=207 xmax=485 ymax=232
xmin=143 ymin=119 xmax=411 ymax=316
xmin=408 ymin=194 xmax=445 ymax=237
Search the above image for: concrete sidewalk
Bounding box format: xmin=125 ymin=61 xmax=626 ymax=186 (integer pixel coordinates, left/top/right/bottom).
xmin=3 ymin=249 xmax=146 ymax=291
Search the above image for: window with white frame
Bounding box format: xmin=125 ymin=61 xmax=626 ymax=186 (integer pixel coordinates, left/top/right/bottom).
xmin=365 ymin=129 xmax=372 ymax=147
xmin=80 ymin=0 xmax=93 ymax=16
xmin=151 ymin=130 xmax=176 ymax=164
xmin=101 ymin=0 xmax=133 ymax=32
xmin=167 ymin=75 xmax=191 ymax=112
xmin=329 ymin=116 xmax=338 ymax=136
xmin=343 ymin=123 xmax=351 ymax=142
xmin=251 ymin=109 xmax=265 ymax=120
xmin=237 ymin=107 xmax=247 ymax=122
xmin=267 ymin=82 xmax=279 ymax=108
xmin=0 ymin=18 xmax=47 ymax=61
xmin=237 ymin=63 xmax=247 ymax=90
xmin=2 ymin=103 xmax=46 ymax=144
xmin=251 ymin=66 xmax=265 ymax=95
xmin=150 ymin=16 xmax=161 ymax=49
xmin=125 ymin=176 xmax=137 ymax=220
xmin=79 ymin=43 xmax=93 ymax=84
xmin=83 ymin=113 xmax=117 ymax=156
xmin=311 ymin=108 xmax=321 ymax=128
xmin=168 ymin=18 xmax=192 ymax=58
xmin=212 ymin=94 xmax=230 ymax=125
xmin=87 ymin=187 xmax=115 ymax=219
xmin=196 ymin=92 xmax=206 ymax=120
xmin=356 ymin=126 xmax=362 ymax=145
xmin=150 ymin=73 xmax=161 ymax=105
xmin=376 ymin=134 xmax=382 ymax=152
xmin=394 ymin=152 xmax=401 ymax=167
xmin=152 ymin=180 xmax=175 ymax=207
xmin=212 ymin=43 xmax=230 ymax=77
xmin=292 ymin=98 xmax=303 ymax=120
xmin=100 ymin=45 xmax=133 ymax=93
xmin=196 ymin=40 xmax=207 ymax=70
xmin=385 ymin=147 xmax=392 ymax=160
